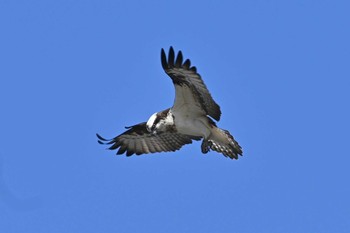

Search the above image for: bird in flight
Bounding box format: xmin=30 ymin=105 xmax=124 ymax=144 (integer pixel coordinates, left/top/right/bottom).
xmin=97 ymin=47 xmax=243 ymax=159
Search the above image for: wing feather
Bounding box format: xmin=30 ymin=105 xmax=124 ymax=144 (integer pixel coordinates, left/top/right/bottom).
xmin=175 ymin=51 xmax=183 ymax=68
xmin=134 ymin=140 xmax=144 ymax=155
xmin=139 ymin=139 xmax=149 ymax=154
xmin=161 ymin=47 xmax=221 ymax=121
xmin=183 ymin=59 xmax=191 ymax=69
xmin=96 ymin=122 xmax=196 ymax=156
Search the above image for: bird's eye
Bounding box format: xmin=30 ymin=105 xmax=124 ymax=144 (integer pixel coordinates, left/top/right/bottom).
xmin=151 ymin=124 xmax=156 ymax=132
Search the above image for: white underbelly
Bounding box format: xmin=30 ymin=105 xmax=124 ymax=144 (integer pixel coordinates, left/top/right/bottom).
xmin=174 ymin=113 xmax=211 ymax=138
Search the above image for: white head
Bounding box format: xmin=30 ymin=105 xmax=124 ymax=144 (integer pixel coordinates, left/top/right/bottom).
xmin=146 ymin=112 xmax=158 ymax=133
xmin=146 ymin=109 xmax=174 ymax=134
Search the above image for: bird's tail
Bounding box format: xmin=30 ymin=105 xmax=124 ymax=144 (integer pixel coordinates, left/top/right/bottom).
xmin=201 ymin=127 xmax=242 ymax=159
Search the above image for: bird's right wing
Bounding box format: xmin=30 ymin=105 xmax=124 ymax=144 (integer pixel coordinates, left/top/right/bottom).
xmin=161 ymin=47 xmax=221 ymax=121
xmin=97 ymin=122 xmax=200 ymax=156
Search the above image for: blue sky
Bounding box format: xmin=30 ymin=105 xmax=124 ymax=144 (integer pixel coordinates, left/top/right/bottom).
xmin=1 ymin=0 xmax=349 ymax=232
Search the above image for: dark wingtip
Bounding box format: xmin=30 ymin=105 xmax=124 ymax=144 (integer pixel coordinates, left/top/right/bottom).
xmin=117 ymin=146 xmax=127 ymax=155
xmin=96 ymin=133 xmax=108 ymax=141
xmin=126 ymin=150 xmax=135 ymax=156
xmin=183 ymin=59 xmax=191 ymax=69
xmin=97 ymin=133 xmax=115 ymax=145
xmin=168 ymin=46 xmax=175 ymax=67
xmin=161 ymin=48 xmax=168 ymax=70
xmin=175 ymin=50 xmax=183 ymax=68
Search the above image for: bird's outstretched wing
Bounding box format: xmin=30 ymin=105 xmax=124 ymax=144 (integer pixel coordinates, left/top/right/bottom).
xmin=97 ymin=122 xmax=200 ymax=156
xmin=161 ymin=47 xmax=221 ymax=121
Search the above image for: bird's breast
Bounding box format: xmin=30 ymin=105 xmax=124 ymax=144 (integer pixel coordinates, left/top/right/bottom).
xmin=173 ymin=113 xmax=211 ymax=138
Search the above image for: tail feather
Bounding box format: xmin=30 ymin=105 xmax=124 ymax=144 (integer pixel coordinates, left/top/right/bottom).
xmin=201 ymin=127 xmax=242 ymax=159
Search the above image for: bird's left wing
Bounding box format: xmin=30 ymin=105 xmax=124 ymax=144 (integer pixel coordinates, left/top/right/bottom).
xmin=97 ymin=122 xmax=200 ymax=156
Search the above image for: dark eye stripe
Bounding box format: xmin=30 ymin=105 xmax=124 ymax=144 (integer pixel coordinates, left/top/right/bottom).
xmin=151 ymin=123 xmax=157 ymax=131
xmin=153 ymin=118 xmax=161 ymax=128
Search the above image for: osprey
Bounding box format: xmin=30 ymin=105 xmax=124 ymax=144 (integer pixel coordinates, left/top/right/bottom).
xmin=97 ymin=47 xmax=243 ymax=159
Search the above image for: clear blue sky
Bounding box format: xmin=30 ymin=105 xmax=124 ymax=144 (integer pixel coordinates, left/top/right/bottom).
xmin=1 ymin=0 xmax=349 ymax=232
